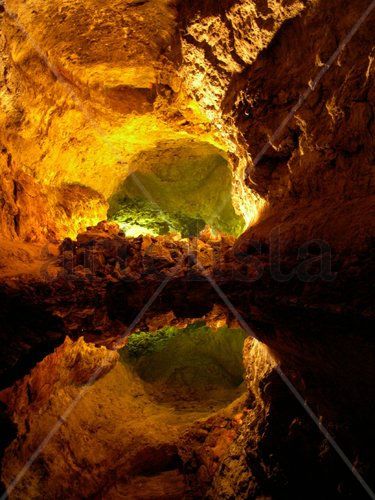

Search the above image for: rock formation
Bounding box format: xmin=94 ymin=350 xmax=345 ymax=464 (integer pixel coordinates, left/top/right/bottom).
xmin=0 ymin=0 xmax=374 ymax=498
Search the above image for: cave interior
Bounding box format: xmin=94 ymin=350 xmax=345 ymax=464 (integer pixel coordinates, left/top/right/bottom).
xmin=0 ymin=0 xmax=374 ymax=499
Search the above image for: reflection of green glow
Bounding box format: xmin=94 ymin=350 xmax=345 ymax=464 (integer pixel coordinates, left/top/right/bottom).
xmin=121 ymin=323 xmax=247 ymax=387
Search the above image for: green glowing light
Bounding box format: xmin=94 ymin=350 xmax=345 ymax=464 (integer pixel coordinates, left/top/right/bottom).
xmin=121 ymin=323 xmax=248 ymax=387
xmin=108 ymin=140 xmax=246 ymax=237
xmin=110 ymin=197 xmax=206 ymax=238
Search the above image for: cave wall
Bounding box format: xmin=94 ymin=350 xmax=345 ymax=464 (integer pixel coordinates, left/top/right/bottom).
xmin=0 ymin=0 xmax=218 ymax=238
xmin=232 ymin=0 xmax=375 ymax=252
xmin=176 ymin=0 xmax=310 ymax=223
xmin=1 ymin=0 xmax=374 ymax=249
xmin=0 ymin=148 xmax=108 ymax=243
xmin=0 ymin=1 xmax=374 ymax=497
xmin=0 ymin=0 xmax=177 ymax=242
xmin=0 ymin=0 xmax=316 ymax=243
xmin=176 ymin=0 xmax=374 ymax=253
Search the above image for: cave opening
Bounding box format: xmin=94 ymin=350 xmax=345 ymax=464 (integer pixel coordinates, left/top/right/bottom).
xmin=121 ymin=322 xmax=248 ymax=414
xmin=107 ymin=140 xmax=246 ymax=238
xmin=1 ymin=320 xmax=252 ymax=498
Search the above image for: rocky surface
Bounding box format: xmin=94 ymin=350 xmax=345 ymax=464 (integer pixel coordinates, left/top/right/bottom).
xmin=0 ymin=0 xmax=374 ymax=498
xmin=0 ymin=0 xmax=214 ymax=214
xmin=1 ymin=333 xmax=248 ymax=499
xmin=1 ymin=0 xmax=374 ymax=245
xmin=233 ymin=0 xmax=375 ymax=254
xmin=56 ymin=222 xmax=374 ymax=326
xmin=0 ymin=148 xmax=108 ymax=243
xmin=0 ymin=221 xmax=373 ymax=497
xmin=0 ymin=0 xmax=315 ymax=236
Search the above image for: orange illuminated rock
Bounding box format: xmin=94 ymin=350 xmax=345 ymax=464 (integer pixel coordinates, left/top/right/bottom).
xmin=0 ymin=152 xmax=108 ymax=243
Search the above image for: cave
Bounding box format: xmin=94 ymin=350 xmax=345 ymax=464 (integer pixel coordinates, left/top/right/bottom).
xmin=0 ymin=0 xmax=375 ymax=499
xmin=108 ymin=140 xmax=245 ymax=238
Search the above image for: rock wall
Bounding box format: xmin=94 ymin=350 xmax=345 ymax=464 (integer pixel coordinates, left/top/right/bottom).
xmin=0 ymin=0 xmax=315 ymax=240
xmin=1 ymin=0 xmax=374 ymax=250
xmin=176 ymin=0 xmax=310 ymax=223
xmin=0 ymin=0 xmax=207 ymax=209
xmin=0 ymin=149 xmax=107 ymax=242
xmin=231 ymin=0 xmax=375 ymax=252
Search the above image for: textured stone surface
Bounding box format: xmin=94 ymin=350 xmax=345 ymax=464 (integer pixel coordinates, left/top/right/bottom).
xmin=1 ymin=333 xmax=248 ymax=498
xmin=2 ymin=0 xmax=373 ymax=251
xmin=0 ymin=149 xmax=107 ymax=243
xmin=0 ymin=0 xmax=374 ymax=498
xmin=0 ymin=0 xmax=310 ymax=240
xmin=233 ymin=0 xmax=375 ymax=252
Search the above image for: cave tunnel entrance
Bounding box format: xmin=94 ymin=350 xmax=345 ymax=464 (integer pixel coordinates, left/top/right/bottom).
xmin=120 ymin=322 xmax=248 ymax=417
xmin=0 ymin=320 xmax=250 ymax=499
xmin=108 ymin=140 xmax=246 ymax=238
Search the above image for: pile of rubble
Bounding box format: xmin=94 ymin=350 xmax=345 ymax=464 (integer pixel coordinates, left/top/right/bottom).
xmin=58 ymin=221 xmax=237 ymax=282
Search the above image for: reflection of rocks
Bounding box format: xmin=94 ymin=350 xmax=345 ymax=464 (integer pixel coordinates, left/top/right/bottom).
xmin=56 ymin=221 xmax=374 ymax=326
xmin=1 ymin=335 xmax=248 ymax=498
xmin=0 ymin=285 xmax=65 ymax=391
xmin=0 ymin=218 xmax=372 ymax=394
xmin=0 ymin=219 xmax=372 ymax=498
